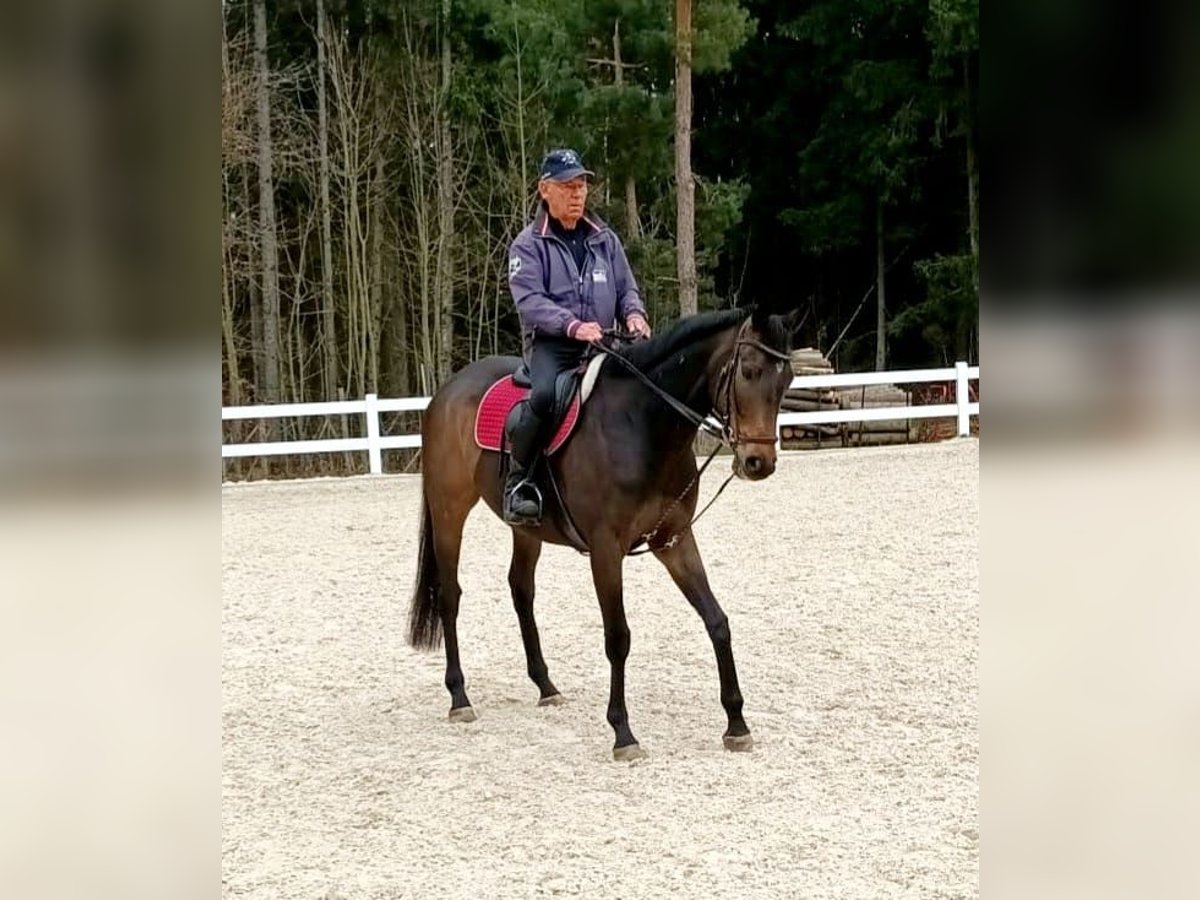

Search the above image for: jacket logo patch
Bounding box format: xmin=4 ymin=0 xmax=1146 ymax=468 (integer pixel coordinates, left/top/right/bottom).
xmin=591 ymin=267 xmax=607 ymax=284
xmin=508 ymin=257 xmax=522 ymax=279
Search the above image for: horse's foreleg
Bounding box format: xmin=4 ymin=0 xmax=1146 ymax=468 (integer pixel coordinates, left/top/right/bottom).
xmin=654 ymin=530 xmax=752 ymax=751
xmin=590 ymin=541 xmax=645 ymax=761
xmin=508 ymin=530 xmax=563 ymax=704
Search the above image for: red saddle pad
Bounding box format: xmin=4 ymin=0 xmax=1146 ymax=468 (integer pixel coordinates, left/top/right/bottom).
xmin=473 ymin=375 xmax=581 ymax=455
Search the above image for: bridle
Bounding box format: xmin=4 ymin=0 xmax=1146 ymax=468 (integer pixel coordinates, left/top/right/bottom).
xmin=713 ymin=318 xmax=792 ymax=448
xmin=590 ymin=318 xmax=791 ymax=554
xmin=599 ymin=317 xmax=790 ymax=450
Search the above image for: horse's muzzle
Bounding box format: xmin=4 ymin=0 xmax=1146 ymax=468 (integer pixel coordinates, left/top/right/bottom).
xmin=734 ymin=452 xmax=775 ymax=481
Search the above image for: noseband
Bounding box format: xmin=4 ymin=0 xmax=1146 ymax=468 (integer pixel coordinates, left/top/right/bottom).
xmin=715 ymin=319 xmax=791 ymax=448
xmin=597 ymin=317 xmax=789 ymax=450
xmin=593 ymin=318 xmax=791 ymax=554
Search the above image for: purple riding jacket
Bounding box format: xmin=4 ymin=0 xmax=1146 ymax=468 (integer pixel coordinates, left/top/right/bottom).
xmin=507 ymin=204 xmax=646 ymax=352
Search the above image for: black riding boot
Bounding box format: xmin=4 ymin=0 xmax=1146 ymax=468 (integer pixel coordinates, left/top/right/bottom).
xmin=503 ymin=401 xmax=546 ymax=526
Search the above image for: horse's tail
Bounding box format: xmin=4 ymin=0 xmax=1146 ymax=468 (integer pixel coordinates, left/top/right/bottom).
xmin=407 ymin=489 xmax=443 ymax=651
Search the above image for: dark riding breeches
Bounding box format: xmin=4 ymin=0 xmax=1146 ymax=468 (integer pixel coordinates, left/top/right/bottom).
xmin=527 ymin=336 xmax=587 ymax=422
xmin=508 ymin=336 xmax=587 ymax=470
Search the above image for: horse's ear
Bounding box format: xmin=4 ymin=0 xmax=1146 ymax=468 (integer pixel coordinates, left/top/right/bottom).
xmin=781 ymin=307 xmax=808 ymax=338
xmin=749 ymin=304 xmax=769 ymax=328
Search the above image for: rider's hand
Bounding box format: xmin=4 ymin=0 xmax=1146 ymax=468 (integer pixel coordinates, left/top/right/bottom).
xmin=625 ymin=313 xmax=652 ymax=340
xmin=572 ymin=321 xmax=604 ymax=343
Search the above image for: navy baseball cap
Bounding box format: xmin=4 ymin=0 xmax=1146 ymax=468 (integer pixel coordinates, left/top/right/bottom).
xmin=538 ymin=148 xmax=594 ymax=182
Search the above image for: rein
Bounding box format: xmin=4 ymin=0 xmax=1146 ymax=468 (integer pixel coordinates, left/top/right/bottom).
xmin=597 ymin=320 xmax=791 ymax=554
xmin=596 ymin=340 xmax=726 ymax=440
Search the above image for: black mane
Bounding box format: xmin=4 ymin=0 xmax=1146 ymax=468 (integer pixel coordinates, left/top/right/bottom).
xmin=616 ymin=307 xmax=749 ymax=372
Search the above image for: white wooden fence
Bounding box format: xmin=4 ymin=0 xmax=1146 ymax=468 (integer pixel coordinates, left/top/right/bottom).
xmin=222 ymin=362 xmax=979 ymax=475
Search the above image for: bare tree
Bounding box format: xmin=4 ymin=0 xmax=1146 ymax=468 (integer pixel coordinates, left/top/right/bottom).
xmin=589 ymin=19 xmax=642 ymax=239
xmin=674 ymin=0 xmax=697 ymax=316
xmin=221 ymin=18 xmax=246 ymax=409
xmin=435 ymin=0 xmax=455 ymax=383
xmin=316 ymin=0 xmax=338 ymax=402
xmin=396 ymin=10 xmax=438 ymax=393
xmin=253 ymin=0 xmax=281 ymax=410
xmin=613 ymin=20 xmax=640 ymax=239
xmin=327 ymin=30 xmax=392 ymax=396
xmin=875 ymin=199 xmax=886 ymax=370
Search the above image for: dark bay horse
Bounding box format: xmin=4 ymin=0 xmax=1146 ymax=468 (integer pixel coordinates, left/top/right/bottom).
xmin=407 ymin=306 xmax=802 ymax=760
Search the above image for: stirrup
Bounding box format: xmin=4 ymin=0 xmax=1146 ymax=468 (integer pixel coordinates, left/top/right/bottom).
xmin=504 ymin=479 xmax=543 ymax=524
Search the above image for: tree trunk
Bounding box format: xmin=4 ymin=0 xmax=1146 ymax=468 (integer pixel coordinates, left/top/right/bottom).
xmin=317 ymin=0 xmax=338 ymax=402
xmin=875 ymin=198 xmax=886 ymax=371
xmin=435 ymin=0 xmax=455 ymax=384
xmin=386 ymin=248 xmax=411 ymax=397
xmin=964 ymin=53 xmax=979 ymax=274
xmin=613 ymin=20 xmax=640 ymax=240
xmin=253 ymin=0 xmax=281 ymax=415
xmin=674 ymin=0 xmax=697 ymax=317
xmin=964 ymin=51 xmax=979 ymax=363
xmin=399 ymin=13 xmax=435 ymax=392
xmin=370 ymin=145 xmax=385 ymax=394
xmin=241 ymin=165 xmax=264 ymax=403
xmin=221 ymin=227 xmax=242 ymax=408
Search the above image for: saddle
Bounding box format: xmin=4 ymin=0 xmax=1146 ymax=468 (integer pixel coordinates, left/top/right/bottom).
xmin=473 ymin=354 xmax=606 ymax=455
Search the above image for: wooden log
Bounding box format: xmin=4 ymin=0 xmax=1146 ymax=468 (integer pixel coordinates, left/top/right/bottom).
xmin=788 ymin=423 xmax=842 ymax=438
xmin=791 ymin=347 xmax=828 ymax=362
xmin=784 ymin=387 xmax=837 ymax=403
xmin=790 ymin=349 xmax=833 ymax=376
xmin=856 ymin=420 xmax=911 ymax=433
xmin=847 ymin=433 xmax=911 ymax=446
xmin=780 ymin=397 xmax=834 ymax=412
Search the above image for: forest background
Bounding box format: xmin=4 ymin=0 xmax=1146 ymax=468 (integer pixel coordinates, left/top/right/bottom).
xmin=222 ymin=0 xmax=978 ymax=471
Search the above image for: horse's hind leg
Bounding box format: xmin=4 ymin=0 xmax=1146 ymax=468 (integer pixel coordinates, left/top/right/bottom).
xmin=432 ymin=501 xmax=475 ymax=721
xmin=509 ymin=530 xmax=563 ymax=705
xmin=654 ymin=530 xmax=752 ymax=751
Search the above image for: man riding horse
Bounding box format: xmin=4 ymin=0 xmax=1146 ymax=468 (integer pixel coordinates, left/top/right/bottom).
xmin=503 ymin=148 xmax=652 ymax=525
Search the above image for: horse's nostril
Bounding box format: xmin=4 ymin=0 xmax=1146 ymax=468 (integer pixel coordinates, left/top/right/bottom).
xmin=745 ymin=456 xmax=763 ymax=474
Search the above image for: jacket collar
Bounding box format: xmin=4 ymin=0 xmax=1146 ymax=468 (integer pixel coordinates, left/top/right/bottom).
xmin=533 ymin=202 xmax=608 ymax=240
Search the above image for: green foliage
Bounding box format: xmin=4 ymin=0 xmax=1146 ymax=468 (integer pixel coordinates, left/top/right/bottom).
xmin=695 ymin=176 xmax=751 ymax=308
xmin=888 ymin=252 xmax=977 ymax=361
xmin=698 ymin=0 xmax=978 ymax=365
xmin=223 ymin=0 xmax=981 ymax=425
xmin=927 ymin=0 xmax=979 ymax=79
xmin=693 ymin=0 xmax=756 ymax=73
xmin=779 ymin=195 xmax=865 ymax=256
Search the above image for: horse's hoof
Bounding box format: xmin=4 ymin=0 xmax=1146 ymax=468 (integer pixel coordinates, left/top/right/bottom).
xmin=448 ymin=706 xmax=477 ymax=723
xmin=537 ymin=693 xmax=567 ymax=707
xmin=723 ymin=732 xmax=754 ymax=752
xmin=612 ymin=743 xmax=648 ymax=762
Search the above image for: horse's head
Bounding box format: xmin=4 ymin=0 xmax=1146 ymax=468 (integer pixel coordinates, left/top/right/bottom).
xmin=722 ymin=307 xmax=804 ymax=481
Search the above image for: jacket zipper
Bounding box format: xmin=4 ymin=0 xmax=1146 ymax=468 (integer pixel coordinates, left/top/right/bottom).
xmin=544 ymin=232 xmax=595 ymax=318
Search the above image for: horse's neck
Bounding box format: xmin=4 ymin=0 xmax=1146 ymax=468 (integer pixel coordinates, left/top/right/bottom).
xmin=637 ymin=326 xmax=737 ymax=444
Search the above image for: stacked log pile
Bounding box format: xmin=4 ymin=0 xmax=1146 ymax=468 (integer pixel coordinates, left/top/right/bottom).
xmin=836 ymin=384 xmax=915 ymax=446
xmin=778 ymin=350 xmax=916 ymax=449
xmin=779 ymin=349 xmax=841 ymax=448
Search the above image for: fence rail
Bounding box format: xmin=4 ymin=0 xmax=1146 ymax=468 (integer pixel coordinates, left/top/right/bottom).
xmin=222 ymin=362 xmax=979 ymax=475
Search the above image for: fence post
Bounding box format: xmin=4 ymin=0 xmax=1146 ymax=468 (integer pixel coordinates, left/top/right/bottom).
xmin=365 ymin=393 xmax=382 ymax=474
xmin=955 ymin=361 xmax=970 ymax=437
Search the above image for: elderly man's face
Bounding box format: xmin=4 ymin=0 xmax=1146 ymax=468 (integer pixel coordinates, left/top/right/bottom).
xmin=538 ymin=177 xmax=588 ymax=228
